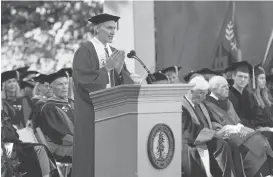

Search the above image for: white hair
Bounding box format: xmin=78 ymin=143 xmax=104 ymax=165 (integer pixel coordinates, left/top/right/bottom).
xmin=189 ymin=76 xmax=209 ymax=90
xmin=208 ymin=76 xmax=227 ymax=91
xmin=92 ymin=24 xmax=102 ymax=36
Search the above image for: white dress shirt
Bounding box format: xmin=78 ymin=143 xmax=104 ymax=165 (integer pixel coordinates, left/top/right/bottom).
xmin=209 ymin=92 xmax=219 ymax=101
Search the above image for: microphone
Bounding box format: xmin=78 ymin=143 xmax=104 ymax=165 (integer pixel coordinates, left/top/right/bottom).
xmin=127 ymin=50 xmax=156 ymax=84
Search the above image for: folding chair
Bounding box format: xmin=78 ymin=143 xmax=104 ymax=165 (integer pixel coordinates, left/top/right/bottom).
xmin=35 ymin=127 xmax=72 ymax=177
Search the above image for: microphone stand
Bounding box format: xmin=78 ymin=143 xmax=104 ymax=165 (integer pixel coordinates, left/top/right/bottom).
xmin=130 ymin=55 xmax=156 ymax=84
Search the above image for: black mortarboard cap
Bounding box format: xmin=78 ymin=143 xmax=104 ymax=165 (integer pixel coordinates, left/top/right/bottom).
xmin=88 ymin=13 xmax=120 ymax=25
xmin=58 ymin=68 xmax=72 ymax=77
xmin=183 ymin=71 xmax=201 ymax=82
xmin=22 ymin=70 xmax=40 ymax=82
xmin=254 ymin=64 xmax=265 ymax=77
xmin=16 ymin=66 xmax=29 ymax=74
xmin=146 ymin=72 xmax=168 ymax=83
xmin=231 ymin=61 xmax=253 ymax=74
xmin=15 ymin=66 xmax=30 ymax=79
xmin=47 ymin=70 xmax=68 ymax=84
xmin=160 ymin=66 xmax=182 ymax=74
xmin=20 ymin=81 xmax=34 ymax=89
xmin=1 ymin=70 xmax=18 ymax=84
xmin=33 ymin=74 xmax=50 ymax=84
xmin=197 ymin=68 xmax=221 ymax=76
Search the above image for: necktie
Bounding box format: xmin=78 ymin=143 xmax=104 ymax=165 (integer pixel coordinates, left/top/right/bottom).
xmin=105 ymin=48 xmax=115 ymax=86
xmin=104 ymin=48 xmax=110 ymax=58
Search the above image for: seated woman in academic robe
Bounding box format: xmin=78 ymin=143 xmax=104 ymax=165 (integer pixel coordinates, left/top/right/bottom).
xmin=1 ymin=70 xmax=32 ymax=130
xmin=204 ymin=76 xmax=273 ymax=177
xmin=1 ymin=110 xmax=59 ymax=177
xmin=182 ymin=77 xmax=237 ymax=177
xmin=39 ymin=70 xmax=74 ymax=162
xmin=250 ymin=66 xmax=273 ymax=147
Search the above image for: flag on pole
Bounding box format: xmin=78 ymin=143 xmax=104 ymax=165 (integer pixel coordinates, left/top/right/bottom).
xmin=212 ymin=1 xmax=242 ymax=70
xmin=261 ymin=29 xmax=273 ymax=74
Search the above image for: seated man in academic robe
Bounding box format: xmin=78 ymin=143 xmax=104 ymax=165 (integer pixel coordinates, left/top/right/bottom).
xmin=204 ymin=76 xmax=273 ymax=177
xmin=182 ymin=76 xmax=237 ymax=177
xmin=39 ymin=70 xmax=74 ymax=162
xmin=228 ymin=61 xmax=256 ymax=128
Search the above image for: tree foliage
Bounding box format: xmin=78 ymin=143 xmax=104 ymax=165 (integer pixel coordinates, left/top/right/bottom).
xmin=1 ymin=1 xmax=103 ymax=73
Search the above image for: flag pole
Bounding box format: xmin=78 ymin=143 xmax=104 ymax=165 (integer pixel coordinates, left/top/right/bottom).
xmin=232 ymin=1 xmax=242 ymax=62
xmin=261 ymin=29 xmax=273 ymax=66
xmin=232 ymin=1 xmax=235 ymax=21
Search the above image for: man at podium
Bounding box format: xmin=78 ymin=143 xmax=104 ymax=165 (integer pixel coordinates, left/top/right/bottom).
xmin=72 ymin=13 xmax=134 ymax=177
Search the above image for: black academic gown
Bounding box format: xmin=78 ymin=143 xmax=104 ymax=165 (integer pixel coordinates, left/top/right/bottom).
xmin=252 ymin=99 xmax=273 ymax=128
xmin=72 ymin=41 xmax=134 ymax=177
xmin=205 ymin=96 xmax=273 ymax=177
xmin=39 ymin=97 xmax=74 ymax=146
xmin=30 ymin=96 xmax=43 ymax=107
xmin=39 ymin=97 xmax=74 ymax=162
xmin=2 ymin=96 xmax=32 ymax=129
xmin=229 ymin=87 xmax=255 ymax=127
xmin=252 ymin=98 xmax=273 ymax=149
xmin=181 ymin=96 xmax=236 ymax=177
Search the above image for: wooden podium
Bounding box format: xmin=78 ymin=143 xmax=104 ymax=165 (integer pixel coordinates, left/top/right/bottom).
xmin=89 ymin=84 xmax=192 ymax=177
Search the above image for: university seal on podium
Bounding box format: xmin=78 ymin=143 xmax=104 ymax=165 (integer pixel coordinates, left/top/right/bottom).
xmin=147 ymin=124 xmax=175 ymax=169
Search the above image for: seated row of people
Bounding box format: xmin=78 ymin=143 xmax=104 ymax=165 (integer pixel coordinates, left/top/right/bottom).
xmin=1 ymin=67 xmax=74 ymax=176
xmin=147 ymin=62 xmax=273 ymax=176
xmin=1 ymin=61 xmax=272 ymax=177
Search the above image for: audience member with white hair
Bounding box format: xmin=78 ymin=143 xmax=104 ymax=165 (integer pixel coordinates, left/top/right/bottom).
xmin=38 ymin=70 xmax=74 ymax=162
xmin=204 ymin=75 xmax=273 ymax=177
xmin=181 ymin=76 xmax=236 ymax=177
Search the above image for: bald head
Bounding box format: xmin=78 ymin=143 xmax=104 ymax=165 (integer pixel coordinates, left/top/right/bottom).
xmin=209 ymin=76 xmax=229 ymax=99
